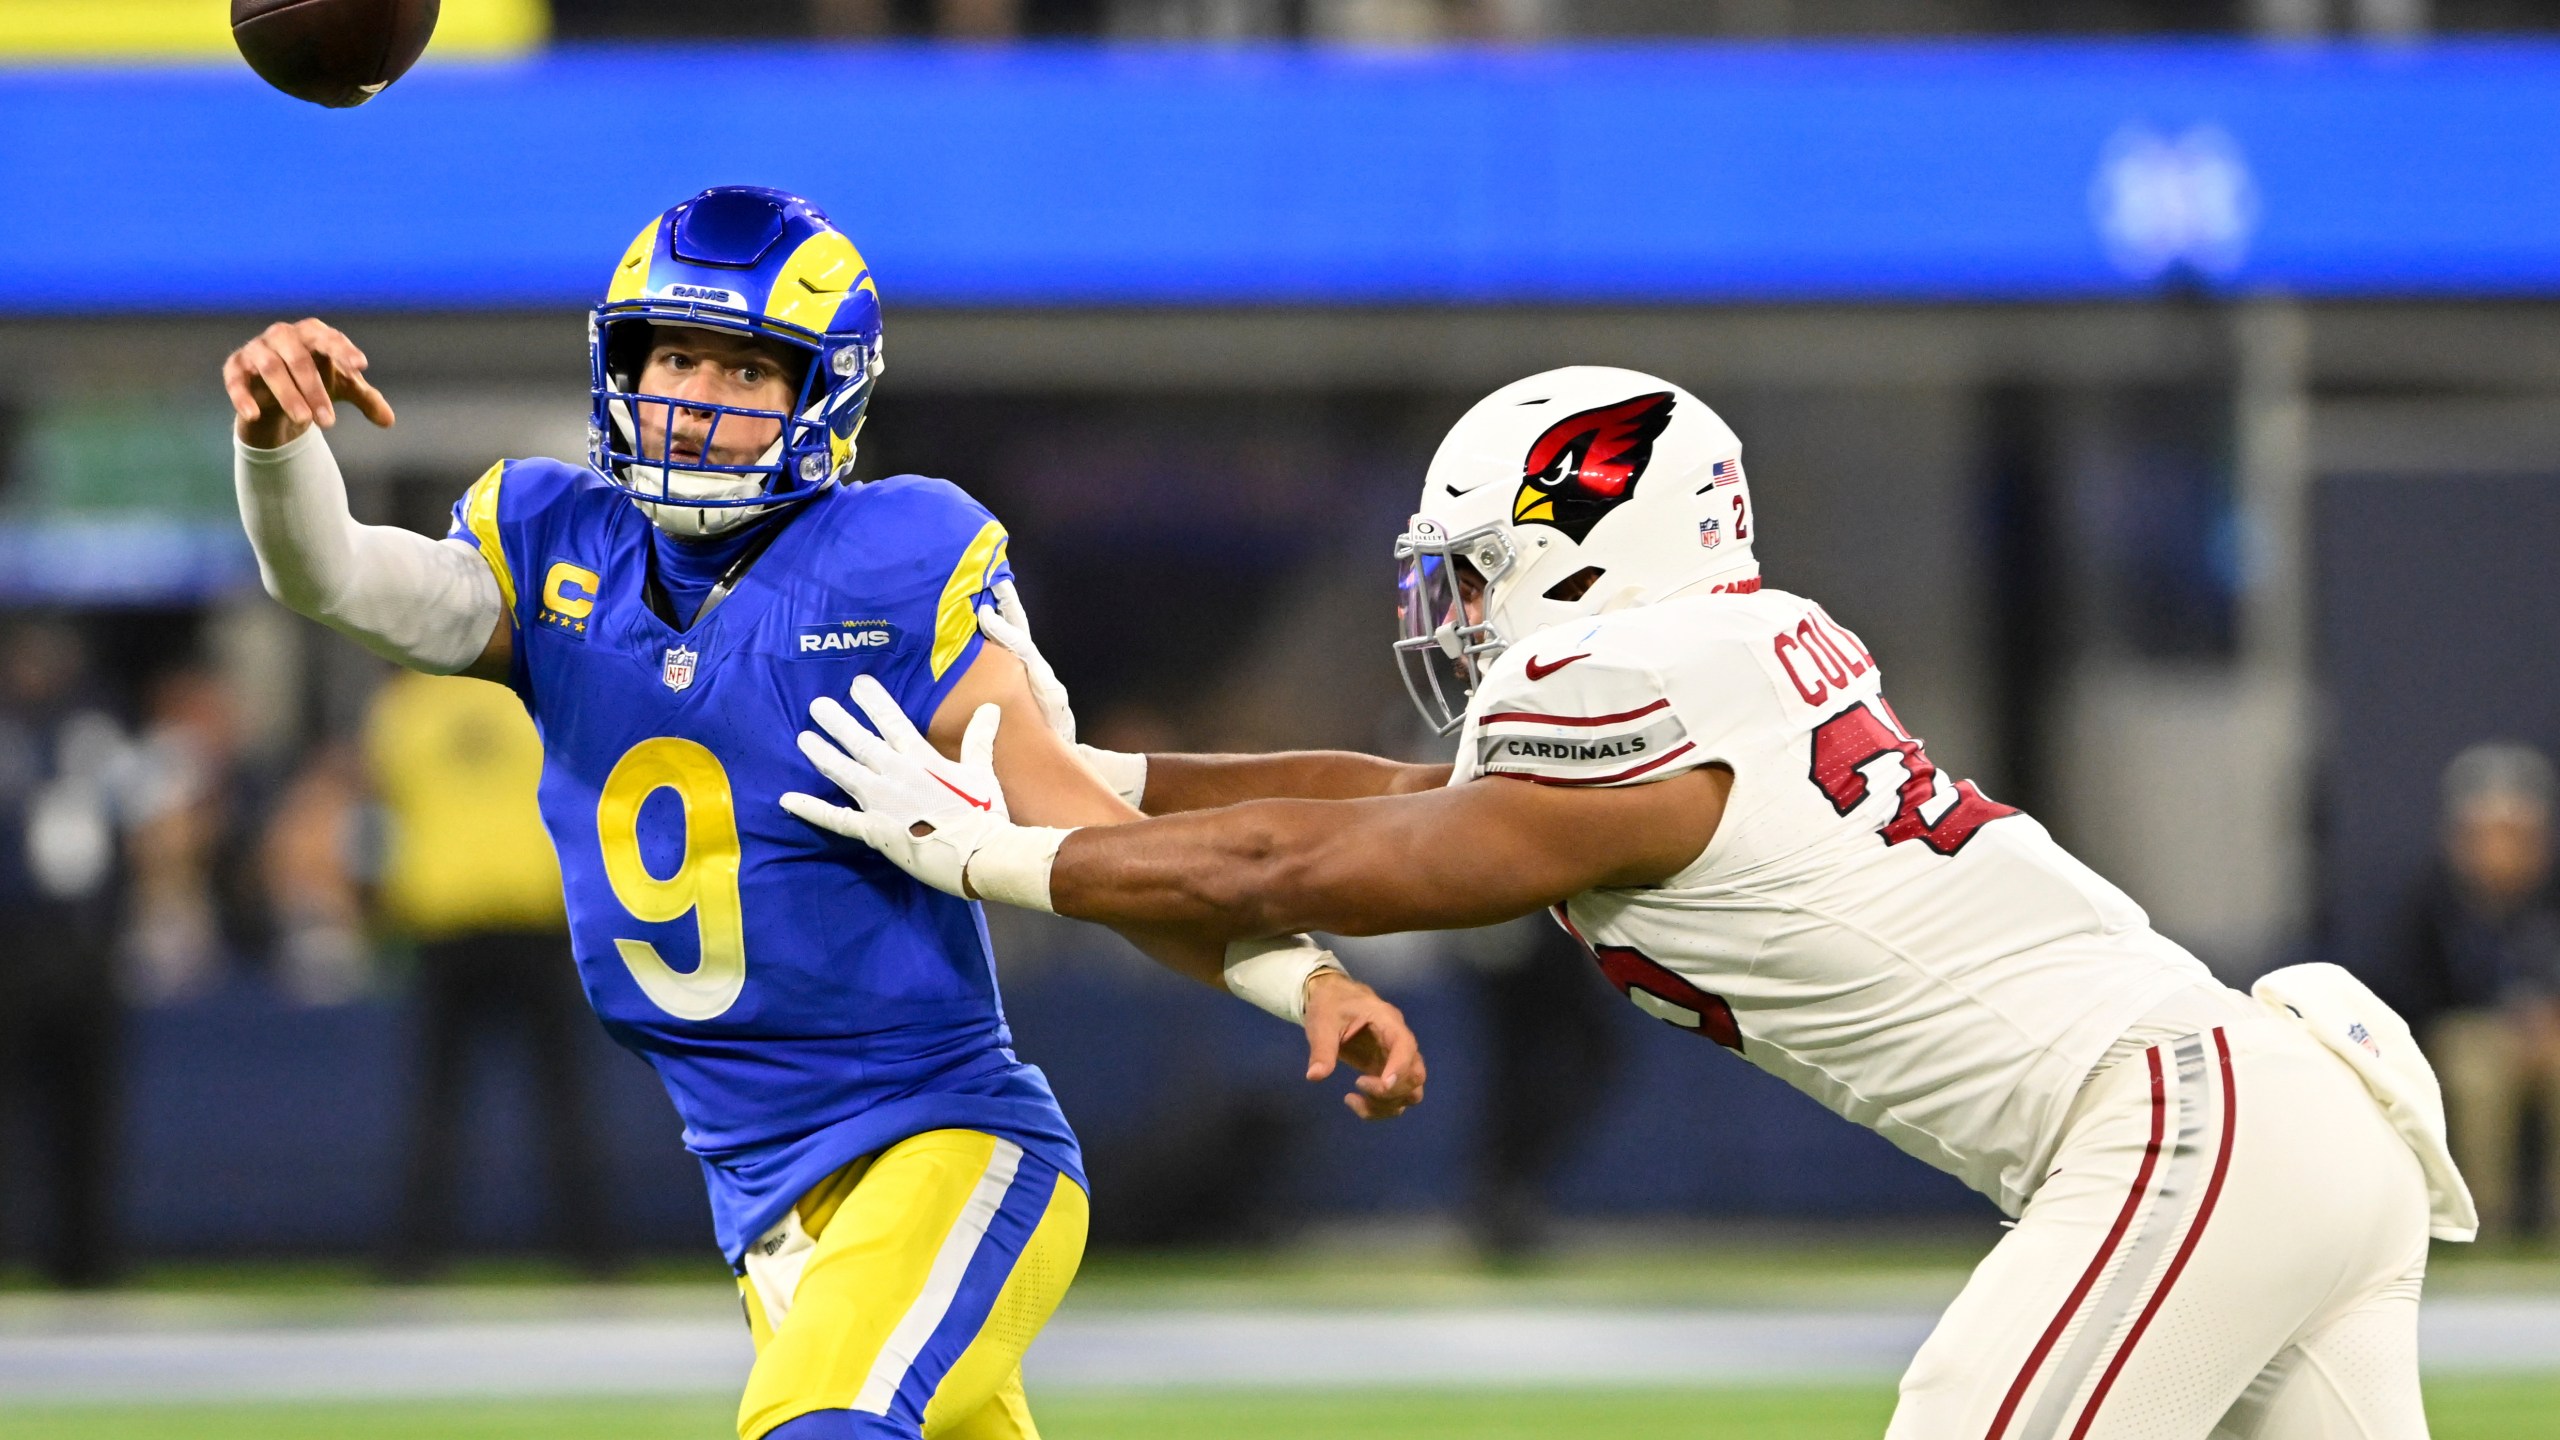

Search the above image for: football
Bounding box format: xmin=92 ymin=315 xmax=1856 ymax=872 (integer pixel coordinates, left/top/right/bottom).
xmin=231 ymin=0 xmax=442 ymax=109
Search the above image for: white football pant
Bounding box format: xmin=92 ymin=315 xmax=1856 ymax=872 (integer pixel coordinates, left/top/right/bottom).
xmin=1889 ymin=1014 xmax=2432 ymax=1440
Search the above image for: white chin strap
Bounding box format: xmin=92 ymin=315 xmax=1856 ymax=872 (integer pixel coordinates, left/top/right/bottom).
xmin=611 ymin=395 xmax=787 ymax=537
xmin=627 ymin=463 xmax=772 ymax=537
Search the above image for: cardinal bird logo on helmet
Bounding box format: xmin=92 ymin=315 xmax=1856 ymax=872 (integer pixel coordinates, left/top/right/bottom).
xmin=1513 ymin=392 xmax=1677 ymax=542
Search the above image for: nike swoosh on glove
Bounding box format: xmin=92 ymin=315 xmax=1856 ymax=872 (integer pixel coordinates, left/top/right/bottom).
xmin=781 ymin=673 xmax=1011 ymax=899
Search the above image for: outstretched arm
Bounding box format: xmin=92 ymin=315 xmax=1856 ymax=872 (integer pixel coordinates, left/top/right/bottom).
xmin=1134 ymin=752 xmax=1452 ymax=814
xmin=792 ymin=675 xmax=1725 ymax=952
xmin=929 ymin=644 xmax=1214 ymax=978
xmin=225 ymin=319 xmax=512 ymax=681
xmin=1046 ymin=767 xmax=1729 ymax=940
xmin=968 ymin=586 xmax=1445 ymax=813
xmin=925 ymin=645 xmax=1425 ymax=1118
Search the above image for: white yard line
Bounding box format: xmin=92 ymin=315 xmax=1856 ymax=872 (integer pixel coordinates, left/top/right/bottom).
xmin=0 ymin=1319 xmax=751 ymax=1402
xmin=1026 ymin=1307 xmax=1942 ymax=1388
xmin=0 ymin=1298 xmax=2552 ymax=1402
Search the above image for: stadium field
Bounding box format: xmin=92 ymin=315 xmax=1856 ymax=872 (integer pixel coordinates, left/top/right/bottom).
xmin=2 ymin=1380 xmax=2554 ymax=1440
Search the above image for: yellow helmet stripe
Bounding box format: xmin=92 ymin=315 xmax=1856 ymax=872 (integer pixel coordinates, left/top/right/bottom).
xmin=603 ymin=218 xmax=660 ymax=303
xmin=764 ymin=229 xmax=873 ymax=336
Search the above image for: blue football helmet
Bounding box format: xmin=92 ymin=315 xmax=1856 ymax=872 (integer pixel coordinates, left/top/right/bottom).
xmin=589 ymin=186 xmax=885 ymax=536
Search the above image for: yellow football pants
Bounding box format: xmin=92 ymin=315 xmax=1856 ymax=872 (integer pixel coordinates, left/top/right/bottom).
xmin=735 ymin=1129 xmax=1088 ymax=1440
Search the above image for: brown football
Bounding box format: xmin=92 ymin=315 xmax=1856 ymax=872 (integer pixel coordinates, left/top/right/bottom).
xmin=232 ymin=0 xmax=441 ymax=109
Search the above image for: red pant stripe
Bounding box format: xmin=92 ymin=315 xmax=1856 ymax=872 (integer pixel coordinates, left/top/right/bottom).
xmin=2066 ymin=1027 xmax=2239 ymax=1440
xmin=1982 ymin=1045 xmax=2170 ymax=1440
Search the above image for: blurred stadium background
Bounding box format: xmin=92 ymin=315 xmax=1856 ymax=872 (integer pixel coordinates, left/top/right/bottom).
xmin=3 ymin=2 xmax=2560 ymax=1437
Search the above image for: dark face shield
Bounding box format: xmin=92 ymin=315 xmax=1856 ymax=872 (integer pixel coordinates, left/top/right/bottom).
xmin=1392 ymin=518 xmax=1516 ymax=735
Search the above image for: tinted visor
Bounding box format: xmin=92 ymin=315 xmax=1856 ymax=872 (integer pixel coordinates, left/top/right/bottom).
xmin=1392 ymin=523 xmax=1509 ymax=736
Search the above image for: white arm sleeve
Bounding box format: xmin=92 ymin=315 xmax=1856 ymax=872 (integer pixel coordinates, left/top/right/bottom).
xmin=233 ymin=428 xmax=505 ymax=675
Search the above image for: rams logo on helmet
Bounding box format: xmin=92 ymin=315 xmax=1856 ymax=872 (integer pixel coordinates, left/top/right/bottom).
xmin=1513 ymin=392 xmax=1676 ymax=542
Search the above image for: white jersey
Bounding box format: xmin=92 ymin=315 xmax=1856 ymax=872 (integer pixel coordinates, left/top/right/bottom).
xmin=1450 ymin=587 xmax=2213 ymax=1214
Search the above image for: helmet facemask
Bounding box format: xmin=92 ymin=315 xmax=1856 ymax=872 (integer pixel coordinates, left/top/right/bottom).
xmin=593 ymin=313 xmax=854 ymax=538
xmin=1393 ymin=518 xmax=1520 ymax=735
xmin=1390 ymin=365 xmax=1763 ymax=737
xmin=584 ymin=183 xmax=888 ymax=540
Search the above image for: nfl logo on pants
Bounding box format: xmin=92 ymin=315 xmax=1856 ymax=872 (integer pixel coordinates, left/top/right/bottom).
xmin=662 ymin=645 xmax=699 ymax=692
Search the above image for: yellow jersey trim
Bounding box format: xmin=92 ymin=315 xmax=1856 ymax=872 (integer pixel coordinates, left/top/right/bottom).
xmin=459 ymin=461 xmax=518 ymax=619
xmin=930 ymin=521 xmax=1009 ymax=681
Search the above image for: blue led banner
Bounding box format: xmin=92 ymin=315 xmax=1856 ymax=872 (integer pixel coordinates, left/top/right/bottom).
xmin=2 ymin=41 xmax=2556 ymax=309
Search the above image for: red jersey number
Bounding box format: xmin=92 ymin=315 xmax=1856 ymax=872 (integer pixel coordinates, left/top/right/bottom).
xmin=1809 ymin=702 xmax=2017 ymax=858
xmin=1554 ymin=906 xmax=1744 ymax=1052
xmin=1596 ymin=943 xmax=1744 ymax=1050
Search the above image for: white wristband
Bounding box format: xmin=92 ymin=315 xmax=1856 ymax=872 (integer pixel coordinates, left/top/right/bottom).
xmin=962 ymin=824 xmax=1073 ymax=914
xmin=1223 ymin=934 xmax=1348 ymax=1025
xmin=1076 ymin=744 xmax=1148 ymax=810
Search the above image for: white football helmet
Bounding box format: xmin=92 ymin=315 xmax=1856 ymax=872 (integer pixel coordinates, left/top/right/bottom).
xmin=1394 ymin=366 xmax=1761 ymax=732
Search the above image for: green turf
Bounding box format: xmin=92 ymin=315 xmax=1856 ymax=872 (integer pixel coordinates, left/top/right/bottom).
xmin=3 ymin=1379 xmax=2553 ymax=1440
xmin=2425 ymin=1376 xmax=2560 ymax=1440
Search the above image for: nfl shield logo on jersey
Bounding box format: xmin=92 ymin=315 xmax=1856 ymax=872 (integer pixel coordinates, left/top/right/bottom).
xmin=1698 ymin=516 xmax=1722 ymax=550
xmin=661 ymin=644 xmax=699 ymax=693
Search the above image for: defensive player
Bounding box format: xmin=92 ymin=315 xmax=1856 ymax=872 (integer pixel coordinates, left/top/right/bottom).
xmin=792 ymin=366 xmax=2474 ymax=1439
xmin=221 ymin=186 xmax=1422 ymax=1440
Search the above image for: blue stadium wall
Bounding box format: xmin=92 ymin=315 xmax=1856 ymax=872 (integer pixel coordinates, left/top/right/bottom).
xmin=5 ymin=41 xmax=2560 ymax=310
xmin=126 ymin=954 xmax=1982 ymax=1259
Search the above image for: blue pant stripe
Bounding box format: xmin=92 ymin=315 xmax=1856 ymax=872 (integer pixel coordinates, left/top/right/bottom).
xmin=881 ymin=1151 xmax=1059 ymax=1431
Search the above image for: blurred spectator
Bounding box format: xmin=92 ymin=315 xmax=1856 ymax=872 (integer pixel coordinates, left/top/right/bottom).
xmin=262 ymin=742 xmax=373 ymax=1007
xmin=2404 ymin=742 xmax=2560 ymax=1238
xmin=365 ymin=672 xmax=613 ymax=1278
xmin=123 ymin=667 xmax=259 ymax=1004
xmin=812 ymin=0 xmax=1024 ymax=35
xmin=1464 ymin=916 xmax=1619 ymax=1260
xmin=0 ymin=618 xmax=140 ymax=1287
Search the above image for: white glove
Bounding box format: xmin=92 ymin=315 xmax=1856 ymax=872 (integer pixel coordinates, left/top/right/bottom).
xmin=1075 ymin=743 xmax=1149 ymax=811
xmin=781 ymin=675 xmax=1070 ymax=908
xmin=977 ymin=580 xmax=1148 ymax=809
xmin=976 ymin=580 xmax=1076 ymax=744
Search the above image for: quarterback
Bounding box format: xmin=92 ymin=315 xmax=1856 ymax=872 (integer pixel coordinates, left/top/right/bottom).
xmin=795 ymin=366 xmax=2476 ymax=1439
xmin=221 ymin=186 xmax=1421 ymax=1440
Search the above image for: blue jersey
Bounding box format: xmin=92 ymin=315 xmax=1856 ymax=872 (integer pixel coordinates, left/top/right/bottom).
xmin=446 ymin=459 xmax=1081 ymax=1264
